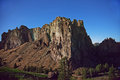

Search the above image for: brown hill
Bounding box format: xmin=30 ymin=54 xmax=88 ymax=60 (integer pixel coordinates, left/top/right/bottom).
xmin=94 ymin=38 xmax=120 ymax=67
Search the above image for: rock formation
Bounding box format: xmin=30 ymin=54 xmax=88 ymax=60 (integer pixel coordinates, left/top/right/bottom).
xmin=0 ymin=17 xmax=94 ymax=69
xmin=0 ymin=17 xmax=120 ymax=70
xmin=95 ymin=38 xmax=120 ymax=66
xmin=0 ymin=25 xmax=32 ymax=50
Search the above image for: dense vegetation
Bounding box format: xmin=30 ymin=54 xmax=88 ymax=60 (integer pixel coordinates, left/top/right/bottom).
xmin=75 ymin=63 xmax=120 ymax=80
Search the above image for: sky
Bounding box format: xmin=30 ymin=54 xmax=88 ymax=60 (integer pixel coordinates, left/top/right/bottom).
xmin=0 ymin=0 xmax=120 ymax=43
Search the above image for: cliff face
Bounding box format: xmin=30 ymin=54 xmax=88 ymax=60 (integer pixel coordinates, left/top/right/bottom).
xmin=0 ymin=17 xmax=119 ymax=70
xmin=30 ymin=27 xmax=41 ymax=41
xmin=71 ymin=19 xmax=94 ymax=68
xmin=0 ymin=25 xmax=32 ymax=50
xmin=0 ymin=17 xmax=94 ymax=69
xmin=49 ymin=17 xmax=72 ymax=61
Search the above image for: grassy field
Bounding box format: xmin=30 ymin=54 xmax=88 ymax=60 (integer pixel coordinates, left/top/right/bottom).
xmin=0 ymin=67 xmax=48 ymax=80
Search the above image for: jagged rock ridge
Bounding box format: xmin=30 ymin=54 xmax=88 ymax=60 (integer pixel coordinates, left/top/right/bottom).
xmin=0 ymin=17 xmax=93 ymax=69
xmin=0 ymin=17 xmax=120 ymax=70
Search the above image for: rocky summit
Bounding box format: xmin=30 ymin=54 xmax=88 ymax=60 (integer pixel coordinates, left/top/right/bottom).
xmin=0 ymin=17 xmax=120 ymax=70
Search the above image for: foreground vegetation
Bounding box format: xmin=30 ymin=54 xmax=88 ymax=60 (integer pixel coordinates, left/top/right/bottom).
xmin=57 ymin=57 xmax=120 ymax=80
xmin=74 ymin=63 xmax=120 ymax=80
xmin=0 ymin=57 xmax=120 ymax=80
xmin=0 ymin=67 xmax=48 ymax=80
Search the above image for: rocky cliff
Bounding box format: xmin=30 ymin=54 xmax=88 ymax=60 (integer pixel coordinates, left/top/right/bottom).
xmin=0 ymin=25 xmax=32 ymax=50
xmin=0 ymin=17 xmax=94 ymax=69
xmin=0 ymin=17 xmax=120 ymax=70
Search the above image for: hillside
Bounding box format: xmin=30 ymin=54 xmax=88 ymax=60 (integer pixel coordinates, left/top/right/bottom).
xmin=0 ymin=17 xmax=120 ymax=71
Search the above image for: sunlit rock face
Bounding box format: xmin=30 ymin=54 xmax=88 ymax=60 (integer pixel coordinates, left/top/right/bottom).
xmin=49 ymin=17 xmax=72 ymax=60
xmin=0 ymin=17 xmax=94 ymax=69
xmin=0 ymin=25 xmax=32 ymax=50
xmin=48 ymin=17 xmax=94 ymax=68
xmin=30 ymin=27 xmax=41 ymax=41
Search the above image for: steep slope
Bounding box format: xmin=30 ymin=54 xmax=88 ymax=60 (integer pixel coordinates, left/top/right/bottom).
xmin=0 ymin=17 xmax=93 ymax=69
xmin=71 ymin=19 xmax=94 ymax=68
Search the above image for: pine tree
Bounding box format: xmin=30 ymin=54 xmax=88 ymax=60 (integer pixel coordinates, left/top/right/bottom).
xmin=82 ymin=68 xmax=87 ymax=79
xmin=58 ymin=57 xmax=72 ymax=80
xmin=95 ymin=64 xmax=102 ymax=73
xmin=104 ymin=63 xmax=109 ymax=72
xmin=89 ymin=68 xmax=95 ymax=77
xmin=108 ymin=65 xmax=116 ymax=80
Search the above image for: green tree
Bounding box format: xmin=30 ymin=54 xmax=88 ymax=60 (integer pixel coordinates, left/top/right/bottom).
xmin=108 ymin=65 xmax=116 ymax=80
xmin=82 ymin=68 xmax=87 ymax=79
xmin=58 ymin=57 xmax=72 ymax=80
xmin=103 ymin=63 xmax=109 ymax=72
xmin=95 ymin=64 xmax=102 ymax=73
xmin=89 ymin=68 xmax=95 ymax=77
